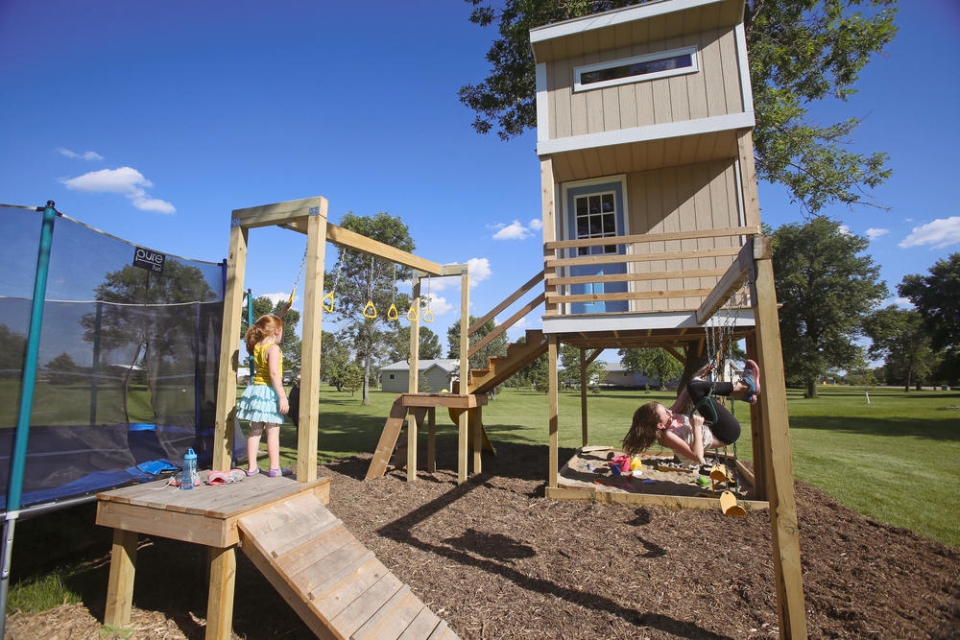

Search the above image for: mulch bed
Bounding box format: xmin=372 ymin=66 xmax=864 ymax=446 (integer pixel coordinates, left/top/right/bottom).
xmin=5 ymin=442 xmax=959 ymax=639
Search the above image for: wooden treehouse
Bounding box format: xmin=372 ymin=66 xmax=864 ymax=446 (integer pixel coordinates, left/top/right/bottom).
xmin=382 ymin=1 xmax=805 ymax=637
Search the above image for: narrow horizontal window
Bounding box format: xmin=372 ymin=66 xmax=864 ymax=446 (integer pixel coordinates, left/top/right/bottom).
xmin=574 ymin=46 xmax=699 ymax=92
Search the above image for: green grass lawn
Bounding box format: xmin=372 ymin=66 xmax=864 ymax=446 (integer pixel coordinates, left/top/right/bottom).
xmin=282 ymin=384 xmax=959 ymax=548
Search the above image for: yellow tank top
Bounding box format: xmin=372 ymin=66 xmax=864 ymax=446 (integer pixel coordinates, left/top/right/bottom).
xmin=252 ymin=343 xmax=283 ymax=385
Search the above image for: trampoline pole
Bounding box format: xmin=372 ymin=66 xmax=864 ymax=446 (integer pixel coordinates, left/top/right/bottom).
xmin=1 ymin=202 xmax=58 ymax=636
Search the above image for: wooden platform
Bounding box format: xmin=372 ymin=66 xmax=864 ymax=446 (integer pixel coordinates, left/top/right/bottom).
xmin=366 ymin=393 xmax=488 ymax=484
xmin=96 ymin=472 xmax=458 ymax=639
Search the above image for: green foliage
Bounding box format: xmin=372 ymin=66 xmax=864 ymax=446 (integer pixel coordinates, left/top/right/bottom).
xmin=460 ymin=0 xmax=897 ymax=212
xmin=558 ymin=345 xmax=607 ymax=391
xmin=447 ymin=316 xmax=507 ymax=372
xmin=618 ymin=348 xmax=683 ymax=389
xmin=321 ymin=330 xmax=354 ymax=392
xmin=899 ymin=253 xmax=960 ymax=352
xmin=772 ymin=217 xmax=887 ymax=396
xmin=44 ymin=352 xmax=84 ymax=385
xmin=387 ymin=324 xmax=443 ymax=363
xmin=863 ymin=306 xmax=934 ymax=390
xmin=0 ymin=324 xmax=27 ymax=379
xmin=325 ymin=211 xmax=416 ymax=404
xmin=747 ymin=0 xmax=897 ymax=212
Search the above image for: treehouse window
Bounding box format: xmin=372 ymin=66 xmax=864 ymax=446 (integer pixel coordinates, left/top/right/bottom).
xmin=574 ymin=192 xmax=619 ymax=256
xmin=574 ymin=46 xmax=698 ymax=92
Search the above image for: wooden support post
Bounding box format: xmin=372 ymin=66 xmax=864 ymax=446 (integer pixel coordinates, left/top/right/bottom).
xmin=745 ymin=332 xmax=768 ymax=500
xmin=458 ymin=267 xmax=470 ymax=484
xmin=409 ymin=279 xmax=421 ymax=393
xmin=213 ymin=222 xmax=248 ymax=471
xmin=205 ymin=546 xmax=237 ymax=640
xmin=547 ymin=335 xmax=559 ymax=489
xmin=753 ymin=255 xmax=807 ymax=639
xmin=579 ymin=348 xmax=589 ymax=447
xmin=104 ymin=528 xmax=137 ymax=628
xmin=470 ymin=408 xmax=482 ymax=474
xmin=407 ymin=407 xmax=419 ymax=483
xmin=427 ymin=407 xmax=437 ymax=473
xmin=297 ymin=200 xmax=327 ymax=483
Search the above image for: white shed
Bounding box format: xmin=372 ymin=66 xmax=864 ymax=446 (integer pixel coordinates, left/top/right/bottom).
xmin=381 ymin=359 xmax=459 ymax=393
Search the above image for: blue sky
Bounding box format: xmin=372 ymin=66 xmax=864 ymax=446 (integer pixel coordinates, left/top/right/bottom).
xmin=1 ymin=0 xmax=958 ymax=351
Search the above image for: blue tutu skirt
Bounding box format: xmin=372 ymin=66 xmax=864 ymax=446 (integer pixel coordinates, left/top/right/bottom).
xmin=237 ymin=384 xmax=284 ymax=424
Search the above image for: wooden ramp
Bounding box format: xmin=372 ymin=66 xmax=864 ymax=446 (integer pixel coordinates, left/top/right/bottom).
xmin=238 ymin=492 xmax=458 ymax=640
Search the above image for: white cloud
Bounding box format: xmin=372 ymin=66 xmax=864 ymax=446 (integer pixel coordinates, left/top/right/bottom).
xmin=424 ymin=257 xmax=491 ymax=292
xmin=57 ymin=147 xmax=103 ymax=161
xmin=61 ymin=166 xmax=176 ymax=214
xmin=528 ymin=218 xmax=542 ymax=231
xmin=424 ymin=295 xmax=454 ymax=317
xmin=466 ymin=257 xmax=491 ymax=285
xmin=838 ymin=224 xmax=851 ymax=235
xmin=898 ymin=216 xmax=960 ymax=249
xmin=493 ymin=220 xmax=531 ymax=240
xmin=866 ymin=228 xmax=889 ymax=240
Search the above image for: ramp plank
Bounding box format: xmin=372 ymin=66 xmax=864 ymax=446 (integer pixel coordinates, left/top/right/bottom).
xmin=396 ymin=608 xmax=444 ymax=640
xmin=238 ymin=492 xmax=459 ymax=639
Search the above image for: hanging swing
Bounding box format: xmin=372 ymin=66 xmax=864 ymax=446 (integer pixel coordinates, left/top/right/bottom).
xmin=282 ymin=247 xmax=309 ymax=316
xmin=422 ymin=276 xmax=435 ymax=323
xmin=695 ymin=282 xmax=751 ymax=516
xmin=385 ymin=264 xmax=400 ymax=321
xmin=323 ymin=254 xmax=343 ymax=313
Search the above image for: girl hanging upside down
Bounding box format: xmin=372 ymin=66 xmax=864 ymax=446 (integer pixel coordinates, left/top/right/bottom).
xmin=621 ymin=360 xmax=760 ymax=466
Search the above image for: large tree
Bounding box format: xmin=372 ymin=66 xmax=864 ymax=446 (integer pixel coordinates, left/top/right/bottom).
xmin=772 ymin=217 xmax=887 ymax=397
xmin=619 ymin=347 xmax=684 ymax=390
xmin=863 ymin=306 xmax=934 ymax=391
xmin=325 ymin=211 xmax=415 ymax=405
xmin=460 ymin=0 xmax=896 ymax=214
xmin=898 ymin=253 xmax=960 ymax=385
xmin=81 ymin=261 xmax=217 ymax=422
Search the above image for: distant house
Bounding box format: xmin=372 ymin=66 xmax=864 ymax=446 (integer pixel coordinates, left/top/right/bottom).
xmin=599 ymin=360 xmax=743 ymax=388
xmin=381 ymin=359 xmax=459 ymax=393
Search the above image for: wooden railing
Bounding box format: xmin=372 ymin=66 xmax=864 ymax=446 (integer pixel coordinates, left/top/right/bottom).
xmin=543 ymin=225 xmax=760 ymax=315
xmin=467 ymin=270 xmax=544 ymax=359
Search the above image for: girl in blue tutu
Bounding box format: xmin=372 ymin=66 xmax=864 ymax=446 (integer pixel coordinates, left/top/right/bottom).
xmin=237 ymin=314 xmax=290 ymax=477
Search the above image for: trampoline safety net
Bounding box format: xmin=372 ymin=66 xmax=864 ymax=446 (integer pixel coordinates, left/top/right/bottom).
xmin=0 ymin=204 xmax=241 ymax=514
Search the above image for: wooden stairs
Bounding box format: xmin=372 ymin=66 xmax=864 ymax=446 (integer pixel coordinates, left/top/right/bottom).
xmin=238 ymin=491 xmax=458 ymax=640
xmin=466 ymin=329 xmax=548 ymax=394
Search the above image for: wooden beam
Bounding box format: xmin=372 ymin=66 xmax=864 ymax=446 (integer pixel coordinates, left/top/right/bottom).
xmin=213 ymin=223 xmax=248 ymax=471
xmin=468 ymin=270 xmax=544 ymax=334
xmin=544 ymin=225 xmax=762 ymax=251
xmin=752 ymin=256 xmax=808 ymax=639
xmin=297 ymin=207 xmax=327 ymax=483
xmin=548 ymin=336 xmax=560 ymax=489
xmin=546 ymin=246 xmax=739 ymax=269
xmin=231 ymin=196 xmax=326 ymax=230
xmin=695 ymin=236 xmax=765 ymax=325
xmin=205 ymin=546 xmax=237 ymax=640
xmin=469 ymin=292 xmax=545 ymax=358
xmin=325 ymin=224 xmax=447 ymax=275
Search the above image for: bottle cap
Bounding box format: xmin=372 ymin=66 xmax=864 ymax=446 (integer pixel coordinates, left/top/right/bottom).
xmin=185 ymin=448 xmax=197 ymax=460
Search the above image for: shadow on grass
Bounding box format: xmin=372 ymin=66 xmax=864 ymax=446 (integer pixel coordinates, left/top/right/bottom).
xmin=788 ymin=412 xmax=960 ymax=442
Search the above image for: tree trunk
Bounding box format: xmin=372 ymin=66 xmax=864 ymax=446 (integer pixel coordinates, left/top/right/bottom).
xmin=806 ymin=379 xmax=818 ymax=398
xmin=361 ymin=354 xmax=372 ymax=405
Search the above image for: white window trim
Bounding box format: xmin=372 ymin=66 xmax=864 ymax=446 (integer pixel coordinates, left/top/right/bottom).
xmin=574 ymin=46 xmax=699 ymax=93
